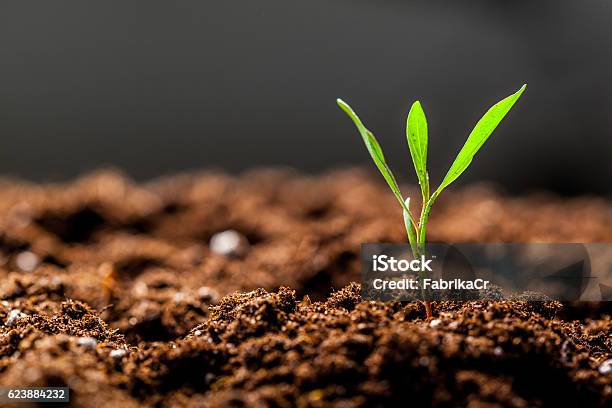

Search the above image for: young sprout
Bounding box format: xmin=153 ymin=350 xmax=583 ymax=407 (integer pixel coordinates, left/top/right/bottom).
xmin=337 ymin=84 xmax=526 ymax=318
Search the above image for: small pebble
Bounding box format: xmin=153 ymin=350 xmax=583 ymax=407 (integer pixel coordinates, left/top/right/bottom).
xmin=6 ymin=309 xmax=28 ymax=326
xmin=194 ymin=330 xmax=202 ymax=337
xmin=599 ymin=359 xmax=612 ymax=375
xmin=429 ymin=319 xmax=442 ymax=328
xmin=16 ymin=251 xmax=39 ymax=272
xmin=560 ymin=341 xmax=573 ymax=363
xmin=133 ymin=282 xmax=148 ymax=296
xmin=76 ymin=337 xmax=98 ymax=350
xmin=494 ymin=346 xmax=504 ymax=356
xmin=109 ymin=349 xmax=127 ymax=359
xmin=209 ymin=230 xmax=249 ymax=258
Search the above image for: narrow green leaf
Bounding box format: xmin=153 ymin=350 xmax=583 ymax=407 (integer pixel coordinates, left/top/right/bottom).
xmin=406 ymin=101 xmax=429 ymax=199
xmin=435 ymin=84 xmax=526 ymax=196
xmin=337 ymin=98 xmax=410 ymax=214
xmin=402 ymin=198 xmax=418 ymax=252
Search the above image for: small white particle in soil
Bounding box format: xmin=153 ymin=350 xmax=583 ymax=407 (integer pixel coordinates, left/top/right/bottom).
xmin=110 ymin=349 xmax=127 ymax=359
xmin=209 ymin=230 xmax=249 ymax=257
xmin=173 ymin=292 xmax=185 ymax=303
xmin=194 ymin=330 xmax=202 ymax=336
xmin=77 ymin=337 xmax=98 ymax=350
xmin=133 ymin=282 xmax=148 ymax=296
xmin=494 ymin=346 xmax=504 ymax=356
xmin=6 ymin=309 xmax=28 ymax=326
xmin=561 ymin=341 xmax=573 ymax=363
xmin=599 ymin=359 xmax=612 ymax=375
xmin=15 ymin=251 xmax=39 ymax=272
xmin=128 ymin=317 xmax=138 ymax=325
xmin=429 ymin=319 xmax=442 ymax=328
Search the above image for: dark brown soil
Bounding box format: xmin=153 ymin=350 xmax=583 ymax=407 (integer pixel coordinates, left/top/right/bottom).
xmin=0 ymin=169 xmax=610 ymax=407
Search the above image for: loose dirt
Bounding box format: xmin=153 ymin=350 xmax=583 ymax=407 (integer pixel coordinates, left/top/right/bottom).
xmin=0 ymin=169 xmax=610 ymax=407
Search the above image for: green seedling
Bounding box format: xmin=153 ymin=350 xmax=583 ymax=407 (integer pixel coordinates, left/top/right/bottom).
xmin=337 ymin=84 xmax=526 ymax=318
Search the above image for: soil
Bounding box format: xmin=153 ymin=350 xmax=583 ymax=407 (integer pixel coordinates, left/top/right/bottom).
xmin=0 ymin=168 xmax=610 ymax=407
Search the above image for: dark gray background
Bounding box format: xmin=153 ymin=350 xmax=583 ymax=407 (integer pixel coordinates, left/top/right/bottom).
xmin=1 ymin=1 xmax=611 ymax=195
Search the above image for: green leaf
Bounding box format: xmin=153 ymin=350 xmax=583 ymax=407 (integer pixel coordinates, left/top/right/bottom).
xmin=435 ymin=84 xmax=526 ymax=196
xmin=406 ymin=101 xmax=429 ymax=199
xmin=402 ymin=198 xmax=418 ymax=251
xmin=337 ymin=98 xmax=410 ymax=214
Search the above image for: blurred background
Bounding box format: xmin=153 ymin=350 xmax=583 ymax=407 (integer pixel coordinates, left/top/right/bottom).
xmin=1 ymin=1 xmax=611 ymax=195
